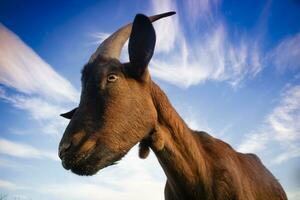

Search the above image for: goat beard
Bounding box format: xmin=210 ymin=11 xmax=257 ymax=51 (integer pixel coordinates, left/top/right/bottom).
xmin=139 ymin=141 xmax=150 ymax=159
xmin=138 ymin=127 xmax=165 ymax=159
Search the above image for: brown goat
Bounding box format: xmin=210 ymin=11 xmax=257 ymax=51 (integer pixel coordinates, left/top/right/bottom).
xmin=58 ymin=12 xmax=287 ymax=200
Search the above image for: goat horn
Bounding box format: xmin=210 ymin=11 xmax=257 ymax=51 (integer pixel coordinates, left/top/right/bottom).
xmin=89 ymin=11 xmax=176 ymax=63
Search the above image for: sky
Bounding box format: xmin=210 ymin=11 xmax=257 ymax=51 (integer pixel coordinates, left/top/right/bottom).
xmin=0 ymin=0 xmax=299 ymax=199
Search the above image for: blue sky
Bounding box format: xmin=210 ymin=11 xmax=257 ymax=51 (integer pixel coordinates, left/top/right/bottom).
xmin=0 ymin=0 xmax=299 ymax=199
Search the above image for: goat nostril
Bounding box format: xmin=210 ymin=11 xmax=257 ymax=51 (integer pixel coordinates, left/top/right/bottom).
xmin=59 ymin=142 xmax=72 ymax=159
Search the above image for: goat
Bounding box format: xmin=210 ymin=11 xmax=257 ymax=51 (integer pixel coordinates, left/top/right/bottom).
xmin=58 ymin=12 xmax=287 ymax=200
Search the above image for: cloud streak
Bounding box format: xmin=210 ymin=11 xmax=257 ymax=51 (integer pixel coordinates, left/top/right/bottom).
xmin=40 ymin=180 xmax=163 ymax=200
xmin=0 ymin=23 xmax=79 ymax=102
xmin=8 ymin=146 xmax=165 ymax=200
xmin=0 ymin=138 xmax=58 ymax=161
xmin=0 ymin=24 xmax=79 ymax=136
xmin=268 ymin=32 xmax=300 ymax=72
xmin=149 ymin=0 xmax=263 ymax=88
xmin=0 ymin=87 xmax=69 ymax=136
xmin=287 ymin=189 xmax=300 ymax=200
xmin=238 ymin=84 xmax=300 ymax=164
xmin=185 ymin=0 xmax=221 ymax=24
xmin=0 ymin=89 xmax=65 ymax=120
xmin=0 ymin=179 xmax=16 ymax=190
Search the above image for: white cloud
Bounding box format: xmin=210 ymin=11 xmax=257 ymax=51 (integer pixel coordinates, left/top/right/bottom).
xmin=185 ymin=0 xmax=221 ymax=24
xmin=91 ymin=146 xmax=165 ymax=199
xmin=40 ymin=182 xmax=112 ymax=200
xmin=10 ymin=194 xmax=29 ymax=200
xmin=287 ymin=189 xmax=300 ymax=200
xmin=40 ymin=180 xmax=163 ymax=200
xmin=186 ymin=0 xmax=210 ymax=21
xmin=0 ymin=23 xmax=79 ymax=102
xmin=0 ymin=24 xmax=78 ymax=136
xmin=0 ymin=158 xmax=16 ymax=169
xmin=273 ymin=145 xmax=300 ymax=164
xmin=0 ymin=158 xmax=34 ymax=172
xmin=0 ymin=138 xmax=59 ymax=161
xmin=0 ymin=146 xmax=165 ymax=200
xmin=22 ymin=146 xmax=165 ymax=200
xmin=151 ymin=0 xmax=179 ymax=53
xmin=269 ymin=32 xmax=300 ymax=71
xmin=268 ymin=85 xmax=300 ymax=141
xmin=0 ymin=90 xmax=65 ymax=120
xmin=90 ymin=32 xmax=110 ymax=45
xmin=0 ymin=88 xmax=69 ymax=136
xmin=149 ymin=0 xmax=262 ymax=88
xmin=237 ymin=131 xmax=270 ymax=153
xmin=0 ymin=179 xmax=17 ymax=190
xmin=183 ymin=106 xmax=213 ymax=133
xmin=238 ymin=84 xmax=300 ymax=164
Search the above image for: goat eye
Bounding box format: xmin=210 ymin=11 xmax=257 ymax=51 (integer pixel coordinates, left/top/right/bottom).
xmin=107 ymin=74 xmax=118 ymax=82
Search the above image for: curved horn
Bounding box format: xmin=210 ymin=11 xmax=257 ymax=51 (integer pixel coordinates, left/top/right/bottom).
xmin=89 ymin=11 xmax=176 ymax=63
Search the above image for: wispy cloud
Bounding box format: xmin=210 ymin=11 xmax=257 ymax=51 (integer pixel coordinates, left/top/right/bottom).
xmin=0 ymin=24 xmax=79 ymax=136
xmin=183 ymin=106 xmax=213 ymax=133
xmin=40 ymin=180 xmax=163 ymax=200
xmin=287 ymin=189 xmax=300 ymax=200
xmin=0 ymin=89 xmax=65 ymax=121
xmin=87 ymin=146 xmax=164 ymax=200
xmin=185 ymin=0 xmax=221 ymax=24
xmin=268 ymin=32 xmax=300 ymax=72
xmin=0 ymin=138 xmax=59 ymax=161
xmin=268 ymin=85 xmax=300 ymax=141
xmin=0 ymin=87 xmax=69 ymax=136
xmin=238 ymin=84 xmax=300 ymax=164
xmin=13 ymin=146 xmax=165 ymax=200
xmin=10 ymin=194 xmax=30 ymax=200
xmin=149 ymin=0 xmax=263 ymax=88
xmin=0 ymin=179 xmax=17 ymax=190
xmin=237 ymin=131 xmax=270 ymax=153
xmin=0 ymin=158 xmax=34 ymax=171
xmin=151 ymin=0 xmax=179 ymax=53
xmin=273 ymin=145 xmax=300 ymax=164
xmin=150 ymin=1 xmax=299 ymax=89
xmin=0 ymin=24 xmax=78 ymax=102
xmin=89 ymin=32 xmax=110 ymax=45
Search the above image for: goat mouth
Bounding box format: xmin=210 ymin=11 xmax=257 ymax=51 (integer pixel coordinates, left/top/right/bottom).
xmin=61 ymin=146 xmax=97 ymax=171
xmin=61 ymin=147 xmax=128 ymax=176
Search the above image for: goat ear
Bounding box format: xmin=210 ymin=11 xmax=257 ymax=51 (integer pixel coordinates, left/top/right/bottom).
xmin=127 ymin=14 xmax=156 ymax=78
xmin=60 ymin=108 xmax=77 ymax=119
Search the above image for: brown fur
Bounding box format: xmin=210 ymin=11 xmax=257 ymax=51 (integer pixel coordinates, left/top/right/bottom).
xmin=148 ymin=82 xmax=287 ymax=200
xmin=58 ymin=13 xmax=287 ymax=200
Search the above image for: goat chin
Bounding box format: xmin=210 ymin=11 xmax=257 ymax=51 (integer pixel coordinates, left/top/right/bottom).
xmin=64 ymin=149 xmax=128 ymax=176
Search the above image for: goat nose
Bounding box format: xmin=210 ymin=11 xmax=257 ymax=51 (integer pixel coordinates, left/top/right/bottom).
xmin=59 ymin=142 xmax=72 ymax=159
